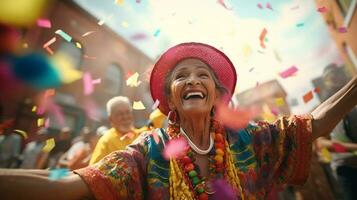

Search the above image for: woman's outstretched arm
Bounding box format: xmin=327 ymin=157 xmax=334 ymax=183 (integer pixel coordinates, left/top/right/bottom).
xmin=311 ymin=75 xmax=357 ymax=140
xmin=0 ymin=169 xmax=92 ymax=200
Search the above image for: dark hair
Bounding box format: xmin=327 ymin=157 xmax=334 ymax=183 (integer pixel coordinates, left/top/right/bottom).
xmin=164 ymin=61 xmax=228 ymax=98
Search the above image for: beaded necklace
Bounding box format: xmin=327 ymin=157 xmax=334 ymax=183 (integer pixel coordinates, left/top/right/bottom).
xmin=167 ymin=120 xmax=227 ymax=200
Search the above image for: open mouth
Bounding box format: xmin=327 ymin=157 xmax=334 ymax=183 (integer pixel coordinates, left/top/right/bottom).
xmin=183 ymin=91 xmax=206 ymax=100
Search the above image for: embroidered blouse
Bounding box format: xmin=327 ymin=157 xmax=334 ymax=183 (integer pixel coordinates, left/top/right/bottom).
xmin=75 ymin=115 xmax=313 ymax=200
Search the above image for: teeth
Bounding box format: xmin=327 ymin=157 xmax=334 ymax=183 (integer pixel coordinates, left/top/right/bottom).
xmin=184 ymin=92 xmax=204 ymax=99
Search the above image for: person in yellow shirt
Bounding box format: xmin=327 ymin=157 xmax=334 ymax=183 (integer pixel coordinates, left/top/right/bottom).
xmin=90 ymin=96 xmax=146 ymax=164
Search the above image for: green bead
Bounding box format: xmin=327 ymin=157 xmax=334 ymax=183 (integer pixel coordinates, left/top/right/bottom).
xmin=196 ymin=187 xmax=205 ymax=194
xmin=188 ymin=170 xmax=197 ymax=178
xmin=192 ymin=177 xmax=200 ymax=185
xmin=188 ymin=152 xmax=194 ymax=157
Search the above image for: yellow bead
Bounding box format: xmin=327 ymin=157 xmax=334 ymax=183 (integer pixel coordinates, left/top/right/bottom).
xmin=214 ymin=155 xmax=223 ymax=164
xmin=216 ymin=148 xmax=224 ymax=156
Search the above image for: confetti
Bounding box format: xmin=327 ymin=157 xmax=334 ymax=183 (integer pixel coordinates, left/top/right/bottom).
xmin=317 ymin=6 xmax=327 ymax=13
xmin=45 ymin=118 xmax=50 ymax=128
xmin=266 ymin=2 xmax=273 ymax=10
xmin=115 ymin=0 xmax=124 ymax=6
xmin=217 ymin=0 xmax=233 ymax=10
xmin=332 ymin=142 xmax=347 ymax=153
xmin=136 ymin=0 xmax=141 ymax=3
xmin=49 ymin=168 xmax=69 ymax=180
xmin=275 ymin=97 xmax=284 ymax=106
xmin=248 ymin=67 xmax=254 ymax=72
xmin=82 ymin=31 xmax=95 ymax=37
xmin=126 ymin=72 xmax=141 ymax=87
xmin=163 ymin=137 xmax=187 ymax=160
xmin=42 ymin=138 xmax=55 ymax=153
xmin=338 ymin=27 xmax=347 ymax=33
xmin=83 ymin=72 xmax=95 ymax=95
xmin=14 ymin=129 xmax=28 ymax=139
xmin=133 ymin=101 xmax=146 ymax=110
xmin=44 ymin=47 xmax=54 ymax=55
xmin=36 ymin=18 xmax=51 ymax=28
xmin=215 ymin=103 xmax=254 ymax=130
xmin=98 ymin=19 xmax=105 ymax=26
xmin=75 ymin=42 xmax=82 ymax=49
xmin=290 ymin=5 xmax=299 ymax=10
xmin=314 ymin=87 xmax=321 ymax=93
xmin=32 ymin=106 xmax=37 ymax=112
xmin=257 ymin=3 xmax=263 ymax=9
xmin=279 ymin=66 xmax=298 ymax=78
xmin=152 ymin=99 xmax=160 ymax=110
xmin=83 ymin=99 xmax=100 ymax=121
xmin=259 ymin=28 xmax=267 ymax=49
xmin=43 ymin=37 xmax=56 ymax=48
xmin=37 ymin=118 xmax=45 ymax=127
xmin=303 ymin=90 xmax=313 ymax=103
xmin=296 ymin=23 xmax=304 ymax=27
xmin=320 ymin=148 xmax=331 ymax=162
xmin=130 ymin=33 xmax=147 ymax=40
xmin=55 ymin=29 xmax=72 ymax=42
xmin=154 ymin=29 xmax=161 ymax=37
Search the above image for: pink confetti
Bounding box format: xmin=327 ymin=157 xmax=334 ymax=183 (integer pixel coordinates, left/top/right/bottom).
xmin=266 ymin=2 xmax=273 ymax=10
xmin=43 ymin=37 xmax=56 ymax=48
xmin=271 ymin=107 xmax=279 ymax=116
xmin=259 ymin=28 xmax=267 ymax=48
xmin=152 ymin=99 xmax=160 ymax=110
xmin=44 ymin=118 xmax=50 ymax=128
xmin=130 ymin=33 xmax=147 ymax=40
xmin=257 ymin=3 xmax=263 ymax=9
xmin=151 ymin=130 xmax=160 ymax=144
xmin=47 ymin=100 xmax=65 ymax=126
xmin=317 ymin=6 xmax=327 ymax=13
xmin=163 ymin=137 xmax=188 ymax=160
xmin=83 ymin=72 xmax=94 ymax=95
xmin=217 ymin=0 xmax=233 ymax=10
xmin=37 ymin=18 xmax=52 ymax=28
xmin=279 ymin=65 xmax=298 ymax=78
xmin=338 ymin=27 xmax=347 ymax=33
xmin=215 ymin=103 xmax=255 ymax=130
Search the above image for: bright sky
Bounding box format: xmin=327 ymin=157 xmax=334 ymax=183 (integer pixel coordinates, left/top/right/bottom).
xmin=74 ymin=0 xmax=343 ymax=114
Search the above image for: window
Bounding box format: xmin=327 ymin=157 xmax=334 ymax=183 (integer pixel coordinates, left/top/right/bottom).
xmin=103 ymin=64 xmax=122 ymax=95
xmin=337 ymin=0 xmax=357 ymax=27
xmin=55 ymin=41 xmax=83 ymax=69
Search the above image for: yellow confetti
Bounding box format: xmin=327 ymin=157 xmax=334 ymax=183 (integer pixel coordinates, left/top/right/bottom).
xmin=115 ymin=0 xmax=124 ymax=5
xmin=42 ymin=138 xmax=55 ymax=153
xmin=75 ymin=42 xmax=82 ymax=49
xmin=275 ymin=97 xmax=284 ymax=106
xmin=14 ymin=129 xmax=28 ymax=139
xmin=126 ymin=72 xmax=141 ymax=87
xmin=121 ymin=21 xmax=129 ymax=28
xmin=37 ymin=118 xmax=45 ymax=127
xmin=133 ymin=101 xmax=146 ymax=110
xmin=32 ymin=106 xmax=37 ymax=112
xmin=320 ymin=148 xmax=332 ymax=163
xmin=97 ymin=19 xmax=105 ymax=26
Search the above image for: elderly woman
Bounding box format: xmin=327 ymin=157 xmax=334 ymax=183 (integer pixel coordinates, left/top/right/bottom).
xmin=1 ymin=42 xmax=357 ymax=200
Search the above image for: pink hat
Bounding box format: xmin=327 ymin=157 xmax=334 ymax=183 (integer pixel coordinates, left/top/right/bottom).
xmin=150 ymin=42 xmax=237 ymax=115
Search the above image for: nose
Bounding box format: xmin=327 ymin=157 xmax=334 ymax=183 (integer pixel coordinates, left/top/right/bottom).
xmin=187 ymin=74 xmax=200 ymax=85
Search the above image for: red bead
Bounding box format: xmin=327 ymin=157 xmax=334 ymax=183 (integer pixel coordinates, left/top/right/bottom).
xmin=215 ymin=143 xmax=225 ymax=150
xmin=185 ymin=163 xmax=194 ymax=172
xmin=215 ymin=133 xmax=224 ymax=142
xmin=181 ymin=156 xmax=191 ymax=164
xmin=198 ymin=193 xmax=209 ymax=200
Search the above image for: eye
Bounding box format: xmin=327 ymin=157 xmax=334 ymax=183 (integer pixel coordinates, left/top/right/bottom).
xmin=174 ymin=73 xmax=186 ymax=80
xmin=199 ymin=73 xmax=209 ymax=78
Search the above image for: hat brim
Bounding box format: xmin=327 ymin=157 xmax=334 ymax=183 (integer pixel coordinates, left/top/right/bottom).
xmin=150 ymin=42 xmax=237 ymax=115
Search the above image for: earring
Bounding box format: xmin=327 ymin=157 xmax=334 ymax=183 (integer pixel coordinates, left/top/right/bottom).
xmin=168 ymin=110 xmax=179 ymax=126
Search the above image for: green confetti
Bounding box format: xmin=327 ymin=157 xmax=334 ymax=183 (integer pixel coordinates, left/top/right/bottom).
xmin=55 ymin=29 xmax=72 ymax=42
xmin=296 ymin=23 xmax=304 ymax=27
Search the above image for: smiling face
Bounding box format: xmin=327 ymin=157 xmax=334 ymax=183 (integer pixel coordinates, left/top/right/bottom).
xmin=167 ymin=58 xmax=220 ymax=117
xmin=109 ymin=102 xmax=134 ymax=133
